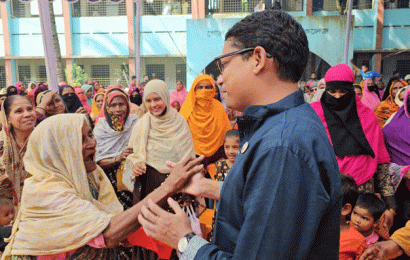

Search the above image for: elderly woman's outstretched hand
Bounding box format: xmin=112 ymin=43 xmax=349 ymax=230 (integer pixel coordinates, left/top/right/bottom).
xmin=162 ymin=155 xmax=204 ymax=193
xmin=359 ymin=240 xmax=403 ymax=260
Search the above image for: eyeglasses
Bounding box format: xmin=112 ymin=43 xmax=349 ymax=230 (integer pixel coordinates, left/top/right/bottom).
xmin=214 ymin=47 xmax=273 ymax=75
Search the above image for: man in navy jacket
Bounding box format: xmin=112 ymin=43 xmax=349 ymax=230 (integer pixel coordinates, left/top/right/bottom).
xmin=138 ymin=10 xmax=342 ymax=260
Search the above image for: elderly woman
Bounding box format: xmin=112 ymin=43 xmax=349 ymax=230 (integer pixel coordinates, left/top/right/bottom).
xmin=180 ymin=75 xmax=231 ymax=166
xmin=374 ymin=80 xmax=406 ymax=127
xmin=0 ymin=95 xmax=36 ymax=205
xmin=1 ymin=114 xmax=203 ymax=259
xmin=311 ymin=64 xmax=396 ymax=233
xmin=94 ymin=88 xmax=138 ymax=209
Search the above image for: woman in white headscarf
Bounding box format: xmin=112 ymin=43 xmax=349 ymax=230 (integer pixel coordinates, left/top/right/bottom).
xmin=2 ymin=114 xmax=203 ymax=260
xmin=126 ymin=80 xmax=200 ymax=260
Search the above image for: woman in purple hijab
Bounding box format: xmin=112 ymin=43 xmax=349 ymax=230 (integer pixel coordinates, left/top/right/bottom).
xmin=383 ymin=88 xmax=410 ymax=233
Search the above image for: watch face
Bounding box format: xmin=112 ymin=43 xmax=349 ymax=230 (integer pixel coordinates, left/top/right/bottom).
xmin=178 ymin=237 xmax=189 ymax=253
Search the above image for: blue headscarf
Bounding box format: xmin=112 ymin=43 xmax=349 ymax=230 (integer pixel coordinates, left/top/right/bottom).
xmin=82 ymin=84 xmax=94 ymax=107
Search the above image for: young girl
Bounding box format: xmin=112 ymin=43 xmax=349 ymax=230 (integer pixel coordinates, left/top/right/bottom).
xmin=215 ymin=129 xmax=240 ymax=181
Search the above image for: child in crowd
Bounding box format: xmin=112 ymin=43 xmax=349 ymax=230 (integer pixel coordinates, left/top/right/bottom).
xmin=215 ymin=129 xmax=240 ymax=181
xmin=351 ymin=193 xmax=387 ymax=246
xmin=0 ymin=177 xmax=15 ymax=257
xmin=339 ymin=174 xmax=368 ymax=260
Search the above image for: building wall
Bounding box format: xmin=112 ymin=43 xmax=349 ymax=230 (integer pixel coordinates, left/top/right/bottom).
xmin=0 ymin=0 xmax=409 ymax=87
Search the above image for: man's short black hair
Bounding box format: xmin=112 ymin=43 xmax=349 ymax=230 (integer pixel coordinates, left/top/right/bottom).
xmin=341 ymin=174 xmax=359 ymax=208
xmin=356 ymin=193 xmax=386 ymax=221
xmin=131 ymin=76 xmax=136 ymax=80
xmin=225 ymin=10 xmax=309 ymax=83
xmin=393 ymin=69 xmax=400 ymax=75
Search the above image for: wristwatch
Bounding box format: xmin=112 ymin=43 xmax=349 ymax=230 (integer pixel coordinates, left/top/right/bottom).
xmin=177 ymin=232 xmax=196 ymax=254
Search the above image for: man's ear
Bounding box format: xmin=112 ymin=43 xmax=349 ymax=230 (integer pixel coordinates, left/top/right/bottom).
xmin=252 ymin=46 xmax=269 ymax=75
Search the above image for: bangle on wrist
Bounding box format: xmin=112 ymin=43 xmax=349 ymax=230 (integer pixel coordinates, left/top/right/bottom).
xmin=36 ymin=106 xmax=46 ymax=111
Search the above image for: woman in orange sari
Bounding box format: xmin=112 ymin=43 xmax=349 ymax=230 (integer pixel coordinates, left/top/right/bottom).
xmin=179 ymin=75 xmax=231 ymax=166
xmin=374 ymin=80 xmax=406 ymax=128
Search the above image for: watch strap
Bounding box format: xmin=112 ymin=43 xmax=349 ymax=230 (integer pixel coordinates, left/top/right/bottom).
xmin=184 ymin=231 xmax=196 ymax=242
xmin=178 ymin=232 xmax=196 ymax=254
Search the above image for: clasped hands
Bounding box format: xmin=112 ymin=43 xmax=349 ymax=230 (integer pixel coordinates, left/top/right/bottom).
xmin=136 ymin=156 xmax=206 ymax=249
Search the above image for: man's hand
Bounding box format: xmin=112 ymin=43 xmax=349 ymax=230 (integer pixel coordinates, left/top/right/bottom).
xmin=165 ymin=160 xmax=206 ymax=197
xmin=180 ymin=170 xmax=206 ymax=197
xmin=359 ymin=240 xmax=403 ymax=260
xmin=162 ymin=156 xmax=204 ymax=193
xmin=138 ymin=198 xmax=193 ymax=249
xmin=132 ymin=162 xmax=147 ymax=176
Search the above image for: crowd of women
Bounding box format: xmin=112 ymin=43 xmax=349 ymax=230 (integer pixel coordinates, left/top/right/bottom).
xmin=0 ymin=75 xmax=233 ymax=259
xmin=0 ymin=63 xmax=408 ymax=259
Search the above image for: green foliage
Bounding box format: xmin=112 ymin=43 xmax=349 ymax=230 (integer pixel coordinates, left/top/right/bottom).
xmin=65 ymin=63 xmax=88 ymax=87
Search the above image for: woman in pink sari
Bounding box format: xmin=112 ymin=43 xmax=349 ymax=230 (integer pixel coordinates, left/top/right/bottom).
xmin=170 ymin=80 xmax=188 ymax=106
xmin=361 ymin=78 xmax=381 ymax=111
xmin=75 ymin=88 xmax=92 ymax=114
xmin=311 ymin=64 xmax=396 ymax=233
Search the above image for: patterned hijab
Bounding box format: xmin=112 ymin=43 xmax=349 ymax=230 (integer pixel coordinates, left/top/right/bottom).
xmin=101 ymin=88 xmax=130 ymax=131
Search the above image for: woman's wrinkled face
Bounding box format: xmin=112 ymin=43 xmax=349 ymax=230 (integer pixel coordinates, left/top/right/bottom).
xmin=108 ymin=96 xmax=128 ymax=119
xmin=46 ymin=94 xmax=66 ymax=116
xmin=391 ymin=82 xmax=404 ymax=98
xmin=145 ymin=92 xmax=166 ymax=116
xmin=7 ymin=98 xmax=36 ymax=133
xmin=81 ymin=123 xmax=97 ymax=174
xmin=327 ymin=89 xmax=348 ymax=99
xmin=95 ymin=95 xmax=104 ymax=110
xmin=176 ymin=81 xmax=183 ymax=91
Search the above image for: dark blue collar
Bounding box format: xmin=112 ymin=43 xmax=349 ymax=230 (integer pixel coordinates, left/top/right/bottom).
xmin=237 ymin=90 xmax=305 ymax=142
